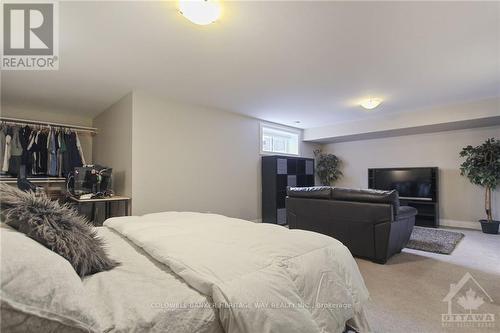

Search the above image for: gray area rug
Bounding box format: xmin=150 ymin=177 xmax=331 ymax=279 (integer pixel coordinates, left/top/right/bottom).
xmin=406 ymin=226 xmax=465 ymax=254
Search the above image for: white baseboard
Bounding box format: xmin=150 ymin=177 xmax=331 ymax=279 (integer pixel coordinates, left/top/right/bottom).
xmin=440 ymin=219 xmax=481 ymax=230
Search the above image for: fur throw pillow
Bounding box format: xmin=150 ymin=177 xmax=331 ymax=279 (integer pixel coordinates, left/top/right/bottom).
xmin=0 ymin=183 xmax=119 ymax=277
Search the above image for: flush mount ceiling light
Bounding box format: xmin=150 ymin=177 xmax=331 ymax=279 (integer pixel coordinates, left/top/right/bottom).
xmin=179 ymin=0 xmax=222 ymax=26
xmin=360 ymin=97 xmax=383 ymax=110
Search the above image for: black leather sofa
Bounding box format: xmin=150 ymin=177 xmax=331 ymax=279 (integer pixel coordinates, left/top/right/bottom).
xmin=286 ymin=186 xmax=417 ymax=263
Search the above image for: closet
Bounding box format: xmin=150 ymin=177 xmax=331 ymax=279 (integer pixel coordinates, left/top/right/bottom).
xmin=0 ymin=117 xmax=97 ymax=199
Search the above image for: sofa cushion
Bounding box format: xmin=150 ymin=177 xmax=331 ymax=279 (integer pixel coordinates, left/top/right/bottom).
xmin=287 ymin=186 xmax=332 ymax=199
xmin=331 ymin=187 xmax=400 ymax=215
xmin=396 ymin=206 xmax=418 ymax=219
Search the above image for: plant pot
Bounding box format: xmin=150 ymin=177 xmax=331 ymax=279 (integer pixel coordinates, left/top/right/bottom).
xmin=479 ymin=220 xmax=500 ymax=234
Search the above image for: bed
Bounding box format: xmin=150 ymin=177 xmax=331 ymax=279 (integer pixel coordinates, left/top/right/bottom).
xmin=82 ymin=226 xmax=222 ymax=333
xmin=1 ymin=211 xmax=370 ymax=333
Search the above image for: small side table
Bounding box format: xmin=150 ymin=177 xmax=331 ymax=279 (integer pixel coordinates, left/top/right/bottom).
xmin=69 ymin=195 xmax=131 ymax=226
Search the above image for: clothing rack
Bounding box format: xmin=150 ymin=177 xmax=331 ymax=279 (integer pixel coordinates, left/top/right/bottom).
xmin=0 ymin=117 xmax=98 ymax=134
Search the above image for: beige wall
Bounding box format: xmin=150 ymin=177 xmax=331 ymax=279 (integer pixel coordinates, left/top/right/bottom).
xmin=0 ymin=102 xmax=93 ymax=163
xmin=92 ymin=93 xmax=133 ymax=197
xmin=322 ymin=126 xmax=500 ymax=229
xmin=130 ymin=91 xmax=318 ymax=220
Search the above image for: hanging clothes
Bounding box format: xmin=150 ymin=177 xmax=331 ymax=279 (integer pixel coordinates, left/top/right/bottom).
xmin=47 ymin=129 xmax=58 ymax=176
xmin=57 ymin=130 xmax=65 ymax=177
xmin=75 ymin=132 xmax=86 ymax=165
xmin=8 ymin=126 xmax=23 ymax=176
xmin=54 ymin=129 xmax=60 ymax=175
xmin=0 ymin=123 xmax=88 ymax=178
xmin=37 ymin=130 xmax=48 ymax=174
xmin=0 ymin=127 xmax=6 ymax=172
xmin=66 ymin=131 xmax=83 ymax=171
xmin=28 ymin=130 xmax=41 ymax=175
xmin=2 ymin=128 xmax=12 ymax=173
xmin=20 ymin=125 xmax=32 ymax=175
xmin=61 ymin=131 xmax=72 ymax=177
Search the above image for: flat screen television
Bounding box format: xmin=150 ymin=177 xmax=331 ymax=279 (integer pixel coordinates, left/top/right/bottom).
xmin=368 ymin=167 xmax=437 ymax=201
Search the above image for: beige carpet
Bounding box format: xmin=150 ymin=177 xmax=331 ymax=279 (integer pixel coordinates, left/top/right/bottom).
xmin=357 ymin=228 xmax=500 ymax=333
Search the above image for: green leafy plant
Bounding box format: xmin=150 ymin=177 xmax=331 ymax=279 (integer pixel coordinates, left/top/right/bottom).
xmin=459 ymin=138 xmax=500 ymax=222
xmin=314 ymin=149 xmax=343 ymax=186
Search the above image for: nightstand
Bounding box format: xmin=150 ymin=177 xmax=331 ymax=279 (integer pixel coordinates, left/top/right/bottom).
xmin=69 ymin=195 xmax=131 ymax=226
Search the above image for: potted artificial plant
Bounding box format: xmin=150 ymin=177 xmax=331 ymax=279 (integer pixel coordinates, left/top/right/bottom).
xmin=314 ymin=149 xmax=343 ymax=186
xmin=459 ymin=138 xmax=500 ymax=234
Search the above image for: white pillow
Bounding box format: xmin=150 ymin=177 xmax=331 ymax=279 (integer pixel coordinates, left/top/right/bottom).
xmin=0 ymin=224 xmax=104 ymax=333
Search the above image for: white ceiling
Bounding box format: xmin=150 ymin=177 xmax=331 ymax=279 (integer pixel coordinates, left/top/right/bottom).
xmin=2 ymin=1 xmax=499 ymax=128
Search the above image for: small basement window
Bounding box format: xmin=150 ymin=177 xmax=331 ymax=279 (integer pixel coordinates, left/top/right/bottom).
xmin=260 ymin=124 xmax=300 ymax=156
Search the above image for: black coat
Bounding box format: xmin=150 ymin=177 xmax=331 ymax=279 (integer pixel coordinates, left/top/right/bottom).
xmin=20 ymin=126 xmax=32 ymax=173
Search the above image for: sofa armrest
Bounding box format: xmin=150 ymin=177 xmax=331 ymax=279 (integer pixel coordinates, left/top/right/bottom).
xmin=396 ymin=206 xmax=418 ymax=220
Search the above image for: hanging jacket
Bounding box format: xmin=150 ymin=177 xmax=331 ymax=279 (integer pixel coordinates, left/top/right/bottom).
xmin=8 ymin=126 xmax=23 ymax=177
xmin=0 ymin=128 xmax=6 ymax=171
xmin=10 ymin=127 xmax=22 ymax=156
xmin=47 ymin=129 xmax=58 ymax=176
xmin=75 ymin=132 xmax=86 ymax=165
xmin=61 ymin=132 xmax=72 ymax=177
xmin=37 ymin=131 xmax=48 ymax=174
xmin=2 ymin=128 xmax=12 ymax=173
xmin=20 ymin=126 xmax=32 ymax=175
xmin=27 ymin=130 xmax=40 ymax=175
xmin=57 ymin=131 xmax=64 ymax=177
xmin=67 ymin=131 xmax=82 ymax=171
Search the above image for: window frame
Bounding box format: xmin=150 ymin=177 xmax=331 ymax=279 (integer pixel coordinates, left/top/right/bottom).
xmin=259 ymin=123 xmax=301 ymax=157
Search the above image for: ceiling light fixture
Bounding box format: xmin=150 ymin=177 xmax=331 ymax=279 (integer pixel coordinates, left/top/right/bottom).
xmin=360 ymin=97 xmax=383 ymax=110
xmin=179 ymin=0 xmax=222 ymax=26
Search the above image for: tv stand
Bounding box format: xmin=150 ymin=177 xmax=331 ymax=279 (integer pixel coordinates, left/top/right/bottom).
xmin=399 ymin=199 xmax=439 ymax=228
xmin=368 ymin=167 xmax=439 ymax=228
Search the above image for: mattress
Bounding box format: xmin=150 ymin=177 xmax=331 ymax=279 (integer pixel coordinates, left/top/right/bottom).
xmin=83 ymin=227 xmax=223 ymax=333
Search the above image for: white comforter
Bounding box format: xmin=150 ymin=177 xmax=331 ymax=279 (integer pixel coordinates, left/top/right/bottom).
xmin=104 ymin=212 xmax=370 ymax=333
